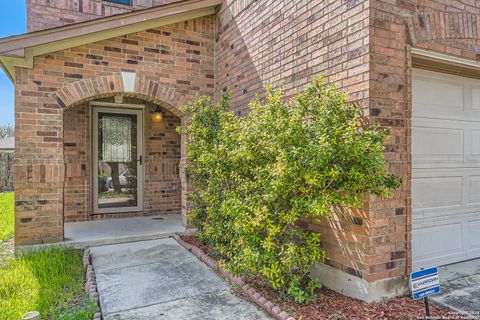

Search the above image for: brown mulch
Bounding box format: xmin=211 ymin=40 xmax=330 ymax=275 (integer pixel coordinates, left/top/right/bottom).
xmin=248 ymin=278 xmax=453 ymax=320
xmin=181 ymin=235 xmax=457 ymax=320
xmin=181 ymin=235 xmax=213 ymax=254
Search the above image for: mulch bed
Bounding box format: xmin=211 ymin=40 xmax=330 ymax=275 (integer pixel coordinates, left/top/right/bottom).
xmin=181 ymin=235 xmax=455 ymax=320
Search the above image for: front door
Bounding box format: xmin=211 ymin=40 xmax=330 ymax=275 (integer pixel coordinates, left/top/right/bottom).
xmin=92 ymin=107 xmax=144 ymax=214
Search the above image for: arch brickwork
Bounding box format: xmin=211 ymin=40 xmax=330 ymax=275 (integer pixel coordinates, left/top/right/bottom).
xmin=56 ymin=73 xmax=188 ymax=116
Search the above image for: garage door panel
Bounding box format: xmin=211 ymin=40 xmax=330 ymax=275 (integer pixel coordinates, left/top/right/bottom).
xmin=413 ymin=69 xmax=480 ymax=269
xmin=412 ymin=126 xmax=463 ymax=166
xmin=414 ymin=208 xmax=480 ymax=224
xmin=412 ymin=223 xmax=464 ymax=267
xmin=471 ymin=87 xmax=480 ymax=110
xmin=412 ymin=117 xmax=477 ymax=168
xmin=471 ymin=130 xmax=480 ymax=158
xmin=414 ymin=117 xmax=480 ymax=128
xmin=468 ymin=220 xmax=480 ymax=249
xmin=412 ymin=171 xmax=480 ymax=219
xmin=415 ymin=70 xmax=480 ymax=120
xmin=468 ymin=176 xmax=480 ymax=205
xmin=413 ymin=76 xmax=464 ymax=116
xmin=412 ymin=176 xmax=463 ymax=210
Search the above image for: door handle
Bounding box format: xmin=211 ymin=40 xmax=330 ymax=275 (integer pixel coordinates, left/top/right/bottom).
xmin=137 ymin=155 xmax=143 ymax=165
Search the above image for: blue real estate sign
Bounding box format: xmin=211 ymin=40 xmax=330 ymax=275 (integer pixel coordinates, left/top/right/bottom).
xmin=410 ymin=267 xmax=441 ymax=300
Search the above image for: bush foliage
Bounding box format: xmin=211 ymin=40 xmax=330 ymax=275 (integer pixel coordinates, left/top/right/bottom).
xmin=0 ymin=124 xmax=14 ymax=139
xmin=179 ymin=78 xmax=401 ymax=302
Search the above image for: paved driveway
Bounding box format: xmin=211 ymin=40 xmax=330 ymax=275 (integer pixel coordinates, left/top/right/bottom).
xmin=90 ymin=238 xmax=271 ymax=320
xmin=431 ymin=259 xmax=480 ymax=319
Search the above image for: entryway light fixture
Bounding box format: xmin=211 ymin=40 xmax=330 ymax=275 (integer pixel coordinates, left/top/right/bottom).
xmin=152 ymin=106 xmax=163 ymax=122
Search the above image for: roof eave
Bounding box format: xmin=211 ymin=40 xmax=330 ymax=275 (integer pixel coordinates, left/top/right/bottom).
xmin=0 ymin=0 xmax=221 ymax=82
xmin=0 ymin=54 xmax=31 ymax=82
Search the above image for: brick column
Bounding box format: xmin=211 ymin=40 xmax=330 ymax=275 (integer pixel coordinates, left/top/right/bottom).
xmin=14 ymin=68 xmax=65 ymax=246
xmin=362 ymin=0 xmax=411 ymax=286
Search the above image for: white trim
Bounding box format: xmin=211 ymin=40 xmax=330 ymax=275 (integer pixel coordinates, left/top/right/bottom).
xmin=90 ymin=101 xmax=145 ymax=109
xmin=411 ymin=47 xmax=480 ymax=70
xmin=121 ymin=72 xmax=137 ymax=92
xmin=91 ymin=105 xmax=144 ymax=215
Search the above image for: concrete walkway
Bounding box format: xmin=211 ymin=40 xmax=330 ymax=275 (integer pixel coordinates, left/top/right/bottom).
xmin=90 ymin=238 xmax=271 ymax=320
xmin=431 ymin=259 xmax=480 ymax=319
xmin=65 ymin=215 xmax=185 ymax=248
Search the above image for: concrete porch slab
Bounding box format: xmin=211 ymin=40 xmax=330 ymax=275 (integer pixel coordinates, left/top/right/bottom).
xmin=64 ymin=214 xmax=185 ymax=248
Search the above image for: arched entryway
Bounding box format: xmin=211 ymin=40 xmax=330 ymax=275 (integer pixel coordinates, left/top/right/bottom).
xmin=14 ymin=72 xmax=195 ymax=246
xmin=63 ymin=95 xmax=183 ymax=223
xmin=58 ymin=73 xmax=191 ymax=242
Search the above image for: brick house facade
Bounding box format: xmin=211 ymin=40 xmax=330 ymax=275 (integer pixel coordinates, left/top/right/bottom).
xmin=26 ymin=0 xmax=182 ymax=32
xmin=2 ymin=0 xmax=480 ymax=302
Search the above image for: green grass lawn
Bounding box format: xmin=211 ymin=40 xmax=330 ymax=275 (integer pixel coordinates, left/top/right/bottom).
xmin=0 ymin=192 xmax=95 ymax=319
xmin=0 ymin=247 xmax=96 ymax=320
xmin=0 ymin=192 xmax=14 ymax=241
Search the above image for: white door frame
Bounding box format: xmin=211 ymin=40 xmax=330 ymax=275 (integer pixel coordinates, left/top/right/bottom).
xmin=91 ymin=104 xmax=144 ymax=214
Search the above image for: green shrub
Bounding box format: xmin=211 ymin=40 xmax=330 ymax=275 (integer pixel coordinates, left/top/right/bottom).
xmin=0 ymin=124 xmax=14 ymax=139
xmin=179 ymin=77 xmax=401 ymax=302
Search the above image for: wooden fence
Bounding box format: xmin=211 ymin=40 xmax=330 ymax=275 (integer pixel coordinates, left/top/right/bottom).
xmin=0 ymin=152 xmax=13 ymax=192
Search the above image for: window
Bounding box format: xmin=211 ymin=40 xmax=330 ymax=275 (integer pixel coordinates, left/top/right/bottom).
xmin=105 ymin=0 xmax=132 ymax=5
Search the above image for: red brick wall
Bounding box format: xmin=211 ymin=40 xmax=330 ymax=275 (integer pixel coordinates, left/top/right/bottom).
xmin=214 ymin=0 xmax=480 ymax=287
xmin=63 ymin=98 xmax=181 ymax=222
xmin=215 ymin=0 xmax=480 ymax=287
xmin=64 ymin=101 xmax=90 ymax=222
xmin=14 ymin=67 xmax=65 ymax=245
xmin=369 ymin=0 xmax=480 ymax=280
xmin=14 ymin=16 xmax=215 ymax=245
xmin=215 ymin=0 xmax=382 ymax=282
xmin=216 ymin=0 xmax=370 ymax=114
xmin=19 ymin=0 xmax=480 ymax=286
xmin=144 ymin=102 xmax=182 ymax=215
xmin=27 ymin=0 xmax=183 ymax=32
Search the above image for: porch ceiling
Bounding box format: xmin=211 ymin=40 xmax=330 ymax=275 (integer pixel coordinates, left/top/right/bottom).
xmin=0 ymin=0 xmax=221 ymax=81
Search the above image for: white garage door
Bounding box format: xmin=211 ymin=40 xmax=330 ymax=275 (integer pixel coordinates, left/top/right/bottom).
xmin=412 ymin=68 xmax=480 ymax=270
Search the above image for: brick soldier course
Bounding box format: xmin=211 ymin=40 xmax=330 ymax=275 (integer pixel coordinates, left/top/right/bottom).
xmin=2 ymin=0 xmax=480 ymax=302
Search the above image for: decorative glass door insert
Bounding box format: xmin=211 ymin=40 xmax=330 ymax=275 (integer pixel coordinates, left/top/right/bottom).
xmin=92 ymin=107 xmax=143 ymax=214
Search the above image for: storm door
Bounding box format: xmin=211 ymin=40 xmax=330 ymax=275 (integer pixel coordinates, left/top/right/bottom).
xmin=92 ymin=107 xmax=144 ymax=214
